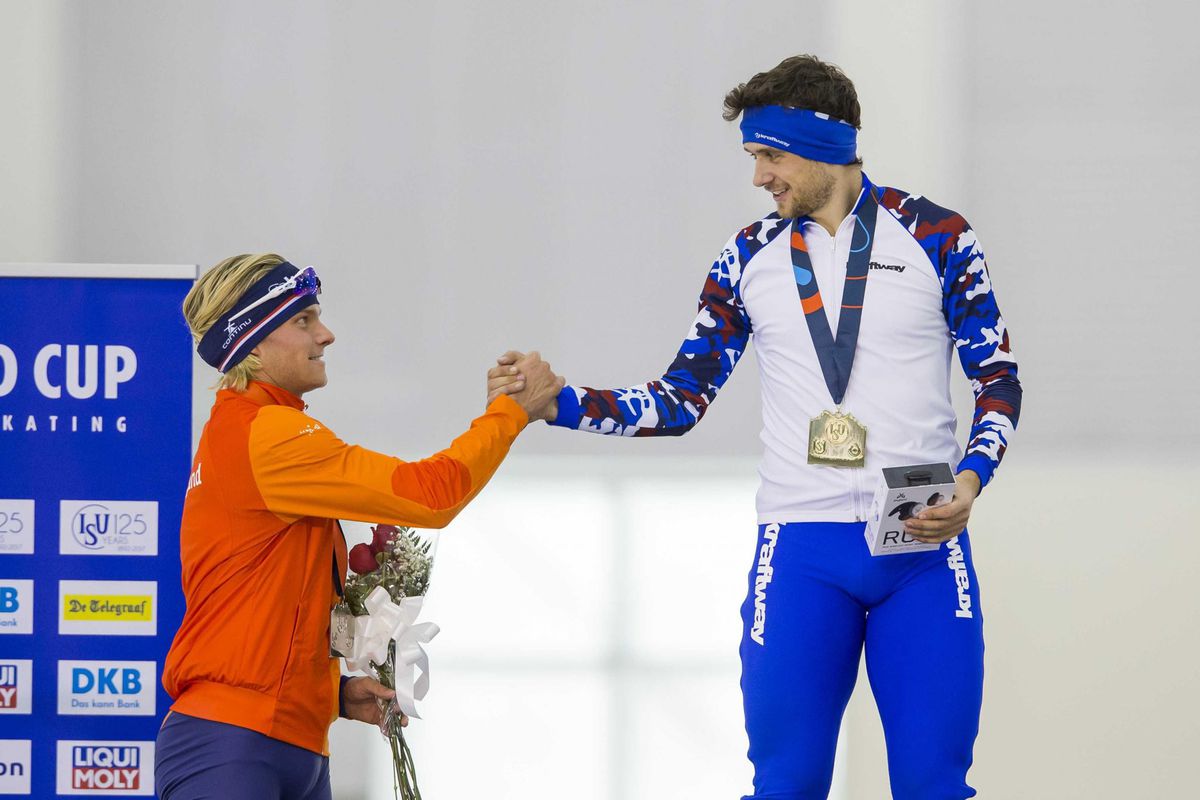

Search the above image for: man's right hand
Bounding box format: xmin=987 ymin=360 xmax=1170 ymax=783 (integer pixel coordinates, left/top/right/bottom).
xmin=487 ymin=350 xmax=564 ymax=422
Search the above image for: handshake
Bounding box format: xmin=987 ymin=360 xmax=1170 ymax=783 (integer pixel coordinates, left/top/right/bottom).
xmin=485 ymin=350 xmax=565 ymax=423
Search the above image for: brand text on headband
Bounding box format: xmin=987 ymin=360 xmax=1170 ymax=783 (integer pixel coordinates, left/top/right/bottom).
xmin=740 ymin=106 xmax=858 ymax=165
xmin=196 ymin=263 xmax=322 ymax=373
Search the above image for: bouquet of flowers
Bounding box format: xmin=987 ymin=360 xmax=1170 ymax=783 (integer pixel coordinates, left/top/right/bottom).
xmin=338 ymin=524 xmax=438 ymax=800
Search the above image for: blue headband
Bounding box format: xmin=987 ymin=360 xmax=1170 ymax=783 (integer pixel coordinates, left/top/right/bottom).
xmin=740 ymin=105 xmax=858 ymax=164
xmin=196 ymin=262 xmax=322 ymax=373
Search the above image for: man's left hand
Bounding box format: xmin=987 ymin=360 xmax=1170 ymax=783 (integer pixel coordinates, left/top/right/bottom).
xmin=341 ymin=676 xmax=407 ymax=728
xmin=904 ymin=470 xmax=981 ymax=544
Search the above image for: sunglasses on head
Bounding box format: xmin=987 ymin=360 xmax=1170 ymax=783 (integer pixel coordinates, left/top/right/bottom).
xmin=227 ymin=266 xmax=322 ymax=321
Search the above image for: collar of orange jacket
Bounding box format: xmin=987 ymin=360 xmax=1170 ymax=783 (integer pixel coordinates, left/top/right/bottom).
xmin=223 ymin=380 xmax=306 ymax=411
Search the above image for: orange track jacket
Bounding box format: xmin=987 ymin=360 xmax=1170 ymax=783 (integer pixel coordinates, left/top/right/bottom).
xmin=162 ymin=381 xmax=527 ymax=754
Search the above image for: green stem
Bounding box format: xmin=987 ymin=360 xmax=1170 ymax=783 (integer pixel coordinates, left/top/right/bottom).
xmin=374 ymin=643 xmax=424 ymax=799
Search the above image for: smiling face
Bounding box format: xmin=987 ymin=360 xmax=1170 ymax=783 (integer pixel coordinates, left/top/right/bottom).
xmin=744 ymin=142 xmax=836 ymax=219
xmin=251 ymin=305 xmax=335 ymax=397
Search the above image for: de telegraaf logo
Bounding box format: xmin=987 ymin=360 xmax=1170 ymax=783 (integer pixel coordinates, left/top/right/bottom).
xmin=0 ymin=739 xmax=32 ymax=794
xmin=57 ymin=741 xmax=154 ymax=796
xmin=59 ymin=580 xmax=157 ymax=637
xmin=60 ymin=501 xmax=158 ymax=557
xmin=59 ymin=661 xmax=156 ymax=716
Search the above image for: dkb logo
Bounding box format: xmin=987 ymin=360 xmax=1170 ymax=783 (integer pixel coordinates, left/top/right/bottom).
xmin=59 ymin=661 xmax=156 ymax=716
xmin=0 ymin=581 xmax=33 ymax=634
xmin=74 ymin=667 xmax=141 ymax=695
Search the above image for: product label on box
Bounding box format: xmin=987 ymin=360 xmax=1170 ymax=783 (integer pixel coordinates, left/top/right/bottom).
xmin=864 ymin=463 xmax=955 ymax=556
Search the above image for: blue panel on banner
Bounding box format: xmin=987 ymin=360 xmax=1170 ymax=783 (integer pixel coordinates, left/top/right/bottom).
xmin=0 ymin=275 xmax=192 ymax=798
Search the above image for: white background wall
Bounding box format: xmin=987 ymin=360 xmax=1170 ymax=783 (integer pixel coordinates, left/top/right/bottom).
xmin=3 ymin=1 xmax=1198 ymax=797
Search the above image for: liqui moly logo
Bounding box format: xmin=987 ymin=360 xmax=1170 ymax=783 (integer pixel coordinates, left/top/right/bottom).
xmin=0 ymin=664 xmax=16 ymax=709
xmin=56 ymin=741 xmax=154 ymax=795
xmin=0 ymin=661 xmax=31 ymax=714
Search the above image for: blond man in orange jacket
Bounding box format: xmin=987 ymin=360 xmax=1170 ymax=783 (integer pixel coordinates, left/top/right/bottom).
xmin=156 ymin=254 xmax=561 ymax=800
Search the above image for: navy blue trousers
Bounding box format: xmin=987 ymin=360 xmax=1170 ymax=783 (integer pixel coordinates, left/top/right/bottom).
xmin=155 ymin=712 xmax=331 ymax=800
xmin=739 ymin=522 xmax=984 ymax=800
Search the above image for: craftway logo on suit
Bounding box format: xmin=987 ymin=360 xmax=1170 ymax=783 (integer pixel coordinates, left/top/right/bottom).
xmin=946 ymin=537 xmax=973 ymax=619
xmin=751 ymin=523 xmax=781 ymax=645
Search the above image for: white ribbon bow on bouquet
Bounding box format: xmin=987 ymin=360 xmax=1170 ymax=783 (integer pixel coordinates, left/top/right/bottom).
xmin=346 ymin=586 xmax=440 ymax=719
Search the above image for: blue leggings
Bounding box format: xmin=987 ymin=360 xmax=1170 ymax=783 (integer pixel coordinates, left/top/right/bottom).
xmin=739 ymin=522 xmax=983 ymax=800
xmin=155 ymin=712 xmax=331 ymax=800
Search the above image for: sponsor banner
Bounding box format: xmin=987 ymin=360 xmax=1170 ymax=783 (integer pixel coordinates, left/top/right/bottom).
xmin=58 ymin=581 xmax=157 ymax=637
xmin=0 ymin=739 xmax=32 ymax=795
xmin=59 ymin=500 xmax=158 ymax=557
xmin=1 ymin=267 xmax=193 ymax=794
xmin=58 ymin=661 xmax=156 ymax=716
xmin=0 ymin=580 xmax=33 ymax=635
xmin=55 ymin=741 xmax=154 ymax=796
xmin=0 ymin=660 xmax=32 ymax=715
xmin=0 ymin=501 xmax=34 ymax=555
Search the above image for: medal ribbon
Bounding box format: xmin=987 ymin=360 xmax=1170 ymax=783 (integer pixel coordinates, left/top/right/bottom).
xmin=789 ymin=187 xmax=880 ymax=405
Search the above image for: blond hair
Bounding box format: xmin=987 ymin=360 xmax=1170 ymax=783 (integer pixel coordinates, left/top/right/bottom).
xmin=183 ymin=253 xmax=287 ymax=392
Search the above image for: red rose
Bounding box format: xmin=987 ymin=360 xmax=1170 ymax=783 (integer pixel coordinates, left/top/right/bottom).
xmin=349 ymin=542 xmax=378 ymax=575
xmin=369 ymin=525 xmax=399 ymax=556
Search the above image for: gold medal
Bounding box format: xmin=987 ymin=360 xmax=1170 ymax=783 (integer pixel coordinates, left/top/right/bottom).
xmin=808 ymin=409 xmax=867 ymax=468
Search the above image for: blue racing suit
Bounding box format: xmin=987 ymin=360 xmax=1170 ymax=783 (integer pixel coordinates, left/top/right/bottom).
xmin=549 ymin=175 xmax=1020 ymax=798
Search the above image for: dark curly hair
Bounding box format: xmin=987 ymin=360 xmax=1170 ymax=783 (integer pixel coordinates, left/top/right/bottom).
xmin=723 ymin=54 xmax=861 ymax=129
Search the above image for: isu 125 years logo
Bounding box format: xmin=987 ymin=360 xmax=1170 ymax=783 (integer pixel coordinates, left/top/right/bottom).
xmin=59 ymin=500 xmax=158 ymax=556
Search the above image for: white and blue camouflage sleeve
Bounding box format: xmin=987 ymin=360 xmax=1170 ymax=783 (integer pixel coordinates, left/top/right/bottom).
xmin=549 ymin=218 xmax=788 ymax=437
